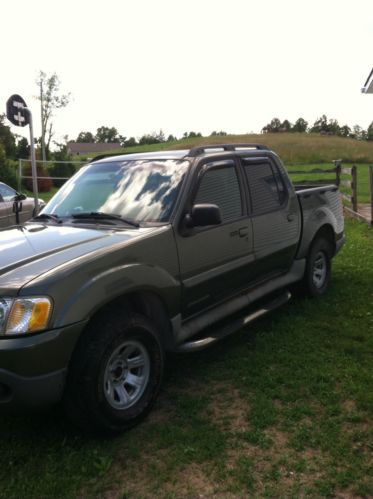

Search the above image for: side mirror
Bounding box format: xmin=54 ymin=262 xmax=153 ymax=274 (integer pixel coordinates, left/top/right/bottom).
xmin=14 ymin=193 xmax=26 ymax=201
xmin=185 ymin=204 xmax=222 ymax=228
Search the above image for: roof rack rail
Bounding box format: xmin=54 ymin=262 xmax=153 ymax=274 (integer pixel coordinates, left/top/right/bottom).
xmin=90 ymin=152 xmax=125 ymax=162
xmin=188 ymin=143 xmax=269 ymax=157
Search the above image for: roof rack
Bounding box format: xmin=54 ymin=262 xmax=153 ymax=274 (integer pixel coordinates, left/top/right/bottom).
xmin=90 ymin=152 xmax=125 ymax=162
xmin=188 ymin=143 xmax=270 ymax=157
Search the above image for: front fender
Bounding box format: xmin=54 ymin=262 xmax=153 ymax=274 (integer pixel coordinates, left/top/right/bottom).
xmin=51 ymin=263 xmax=181 ymax=327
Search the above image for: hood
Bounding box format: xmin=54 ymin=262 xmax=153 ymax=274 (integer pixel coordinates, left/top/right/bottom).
xmin=0 ymin=223 xmax=156 ymax=294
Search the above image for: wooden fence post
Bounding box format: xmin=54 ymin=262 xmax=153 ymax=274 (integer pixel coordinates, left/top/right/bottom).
xmin=351 ymin=165 xmax=358 ymax=213
xmin=334 ymin=159 xmax=341 ymax=186
xmin=370 ymin=165 xmax=373 ymax=226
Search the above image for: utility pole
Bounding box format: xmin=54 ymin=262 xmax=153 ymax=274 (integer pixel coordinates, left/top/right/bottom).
xmin=40 ymin=78 xmax=46 ymax=161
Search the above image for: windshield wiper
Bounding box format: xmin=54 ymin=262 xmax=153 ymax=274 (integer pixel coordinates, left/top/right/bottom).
xmin=32 ymin=213 xmax=62 ymax=223
xmin=70 ymin=212 xmax=139 ymax=228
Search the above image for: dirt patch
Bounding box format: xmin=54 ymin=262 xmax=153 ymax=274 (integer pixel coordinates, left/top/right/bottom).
xmin=205 ymin=383 xmax=250 ymax=433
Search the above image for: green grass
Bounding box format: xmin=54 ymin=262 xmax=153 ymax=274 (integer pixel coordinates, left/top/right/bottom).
xmin=74 ymin=133 xmax=373 ymax=165
xmin=287 ymin=163 xmax=372 ymax=204
xmin=24 ymin=187 xmax=59 ymax=203
xmin=0 ymin=219 xmax=372 ymax=498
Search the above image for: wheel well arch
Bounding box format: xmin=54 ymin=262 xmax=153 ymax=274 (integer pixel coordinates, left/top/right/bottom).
xmin=82 ymin=290 xmax=175 ymax=350
xmin=309 ymin=224 xmax=336 ymax=255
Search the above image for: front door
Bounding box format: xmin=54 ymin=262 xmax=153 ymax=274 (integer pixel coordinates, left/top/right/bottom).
xmin=175 ymin=160 xmax=254 ymax=318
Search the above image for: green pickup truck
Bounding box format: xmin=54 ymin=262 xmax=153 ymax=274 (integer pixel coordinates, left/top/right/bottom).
xmin=0 ymin=144 xmax=344 ymax=433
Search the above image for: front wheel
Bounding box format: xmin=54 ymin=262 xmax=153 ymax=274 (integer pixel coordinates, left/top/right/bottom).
xmin=302 ymin=237 xmax=333 ymax=297
xmin=64 ymin=312 xmax=164 ymax=434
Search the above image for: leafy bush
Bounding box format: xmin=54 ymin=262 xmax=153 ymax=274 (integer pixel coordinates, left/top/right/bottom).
xmin=50 ymin=162 xmax=76 ymax=187
xmin=0 ymin=145 xmax=18 ymax=189
xmin=24 ymin=165 xmax=53 ymax=192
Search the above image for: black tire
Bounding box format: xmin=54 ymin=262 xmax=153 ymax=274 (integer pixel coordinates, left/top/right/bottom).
xmin=63 ymin=311 xmax=164 ymax=435
xmin=302 ymin=237 xmax=333 ymax=297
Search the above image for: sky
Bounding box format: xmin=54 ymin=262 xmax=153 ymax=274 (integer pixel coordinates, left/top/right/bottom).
xmin=1 ymin=0 xmax=372 ymax=146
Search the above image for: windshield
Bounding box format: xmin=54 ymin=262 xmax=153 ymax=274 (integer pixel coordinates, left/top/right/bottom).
xmin=43 ymin=159 xmax=189 ymax=223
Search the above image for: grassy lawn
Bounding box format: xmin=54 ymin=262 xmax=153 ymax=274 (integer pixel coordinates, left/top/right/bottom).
xmin=287 ymin=163 xmax=371 ymax=204
xmin=0 ymin=219 xmax=372 ymax=498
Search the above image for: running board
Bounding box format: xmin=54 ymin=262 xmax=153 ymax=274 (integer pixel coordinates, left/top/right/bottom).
xmin=176 ymin=291 xmax=291 ymax=353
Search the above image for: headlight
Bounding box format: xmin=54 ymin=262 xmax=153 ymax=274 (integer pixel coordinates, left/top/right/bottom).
xmin=0 ymin=297 xmax=52 ymax=335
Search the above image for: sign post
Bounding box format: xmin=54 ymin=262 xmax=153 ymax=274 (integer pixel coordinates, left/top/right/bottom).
xmin=6 ymin=94 xmax=39 ymax=215
xmin=361 ymin=68 xmax=373 ymax=94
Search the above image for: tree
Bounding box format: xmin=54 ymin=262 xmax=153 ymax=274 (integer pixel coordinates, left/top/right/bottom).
xmin=310 ymin=115 xmax=329 ymax=133
xmin=352 ymin=125 xmax=367 ymax=140
xmin=123 ymin=137 xmax=137 ymax=147
xmin=339 ymin=125 xmax=351 ymax=138
xmin=263 ymin=118 xmax=282 ymax=133
xmin=281 ymin=120 xmax=292 ymax=132
xmin=367 ymin=122 xmax=373 ymax=141
xmin=16 ymin=137 xmax=30 ymax=159
xmin=95 ymin=126 xmax=121 ymax=143
xmin=167 ymin=134 xmax=177 ymax=142
xmin=183 ymin=131 xmax=202 ymax=139
xmin=292 ymin=117 xmax=308 ymax=133
xmin=210 ymin=130 xmax=227 ymax=136
xmin=36 ymin=71 xmax=71 ymax=160
xmin=0 ymin=114 xmax=16 ymax=158
xmin=76 ymin=131 xmax=95 ymax=143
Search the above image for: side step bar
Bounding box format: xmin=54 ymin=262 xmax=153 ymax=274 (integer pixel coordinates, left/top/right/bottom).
xmin=176 ymin=291 xmax=291 ymax=353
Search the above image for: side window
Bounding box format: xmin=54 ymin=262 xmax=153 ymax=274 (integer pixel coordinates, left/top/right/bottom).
xmin=243 ymin=161 xmax=286 ymax=215
xmin=0 ymin=184 xmax=16 ymax=202
xmin=194 ymin=165 xmax=242 ymax=222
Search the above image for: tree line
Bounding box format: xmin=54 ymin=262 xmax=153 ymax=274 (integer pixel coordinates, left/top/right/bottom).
xmin=262 ymin=115 xmax=373 ymax=140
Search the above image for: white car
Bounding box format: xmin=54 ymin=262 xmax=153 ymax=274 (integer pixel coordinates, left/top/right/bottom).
xmin=0 ymin=182 xmax=45 ymax=228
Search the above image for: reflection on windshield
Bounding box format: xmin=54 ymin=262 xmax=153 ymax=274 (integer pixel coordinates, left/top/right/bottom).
xmin=44 ymin=159 xmax=189 ymax=223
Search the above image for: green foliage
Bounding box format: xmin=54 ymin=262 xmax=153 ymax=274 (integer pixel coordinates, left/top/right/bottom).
xmin=50 ymin=162 xmax=76 ymax=187
xmin=0 ymin=145 xmax=17 ymax=189
xmin=75 ymin=131 xmax=95 ymax=143
xmin=0 ymin=114 xmax=16 ymax=158
xmin=139 ymin=130 xmax=166 ymax=145
xmin=16 ymin=137 xmax=29 ymax=159
xmin=367 ymin=121 xmax=373 ymax=141
xmin=183 ymin=131 xmax=202 ymax=139
xmin=95 ymin=126 xmax=122 ymax=144
xmin=210 ymin=130 xmax=227 ymax=136
xmin=292 ymin=117 xmax=308 ymax=133
xmin=24 ymin=165 xmax=53 ymax=192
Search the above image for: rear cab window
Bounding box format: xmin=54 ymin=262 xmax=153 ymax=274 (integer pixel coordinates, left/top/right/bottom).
xmin=241 ymin=159 xmax=287 ymax=215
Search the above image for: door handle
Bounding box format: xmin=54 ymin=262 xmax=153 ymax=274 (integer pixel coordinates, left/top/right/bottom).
xmin=239 ymin=227 xmax=249 ymax=237
xmin=287 ymin=214 xmax=295 ymax=222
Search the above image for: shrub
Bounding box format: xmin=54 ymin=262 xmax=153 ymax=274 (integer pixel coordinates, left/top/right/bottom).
xmin=50 ymin=162 xmax=76 ymax=187
xmin=24 ymin=165 xmax=53 ymax=192
xmin=0 ymin=145 xmax=18 ymax=189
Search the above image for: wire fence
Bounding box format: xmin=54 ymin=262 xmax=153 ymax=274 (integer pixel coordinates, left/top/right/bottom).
xmin=17 ymin=158 xmax=87 ymax=193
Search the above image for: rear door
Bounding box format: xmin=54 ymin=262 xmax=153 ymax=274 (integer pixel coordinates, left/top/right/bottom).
xmin=175 ymin=159 xmax=255 ymax=318
xmin=242 ymin=157 xmax=300 ymax=280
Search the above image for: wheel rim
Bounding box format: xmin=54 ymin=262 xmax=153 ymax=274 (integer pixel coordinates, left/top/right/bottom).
xmin=312 ymin=251 xmax=327 ymax=289
xmin=103 ymin=340 xmax=150 ymax=410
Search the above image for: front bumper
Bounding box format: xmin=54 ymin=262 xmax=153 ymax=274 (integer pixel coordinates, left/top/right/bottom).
xmin=0 ymin=321 xmax=86 ymax=411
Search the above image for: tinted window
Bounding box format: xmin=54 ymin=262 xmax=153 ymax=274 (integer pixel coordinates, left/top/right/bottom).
xmin=0 ymin=184 xmax=16 ymax=202
xmin=194 ymin=165 xmax=242 ymax=222
xmin=243 ymin=161 xmax=286 ymax=214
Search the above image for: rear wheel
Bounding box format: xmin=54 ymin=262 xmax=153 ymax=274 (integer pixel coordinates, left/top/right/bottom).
xmin=302 ymin=237 xmax=333 ymax=297
xmin=64 ymin=311 xmax=164 ymax=434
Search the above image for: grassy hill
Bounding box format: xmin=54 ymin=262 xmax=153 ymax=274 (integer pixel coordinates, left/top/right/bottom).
xmin=75 ymin=133 xmax=373 ymax=165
